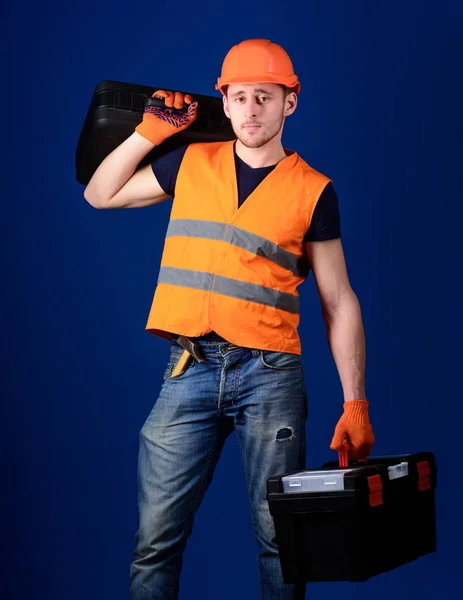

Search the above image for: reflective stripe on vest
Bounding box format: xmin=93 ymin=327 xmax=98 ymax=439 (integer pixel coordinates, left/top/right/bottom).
xmin=158 ymin=266 xmax=300 ymax=314
xmin=166 ymin=218 xmax=304 ymax=277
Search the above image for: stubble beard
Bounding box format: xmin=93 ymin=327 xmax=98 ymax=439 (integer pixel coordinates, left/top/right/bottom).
xmin=234 ymin=112 xmax=285 ymax=149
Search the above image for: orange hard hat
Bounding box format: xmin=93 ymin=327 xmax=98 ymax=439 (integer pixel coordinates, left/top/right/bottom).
xmin=216 ymin=39 xmax=300 ymax=95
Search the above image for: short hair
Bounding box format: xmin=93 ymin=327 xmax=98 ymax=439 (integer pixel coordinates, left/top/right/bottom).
xmin=279 ymin=84 xmax=291 ymax=98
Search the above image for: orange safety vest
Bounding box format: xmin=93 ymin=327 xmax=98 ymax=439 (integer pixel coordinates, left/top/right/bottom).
xmin=145 ymin=140 xmax=331 ymax=354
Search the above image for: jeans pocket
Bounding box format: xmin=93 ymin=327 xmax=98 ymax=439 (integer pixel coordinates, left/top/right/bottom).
xmin=163 ymin=361 xmax=175 ymax=383
xmin=163 ymin=350 xmax=193 ymax=382
xmin=259 ymin=350 xmax=302 ymax=370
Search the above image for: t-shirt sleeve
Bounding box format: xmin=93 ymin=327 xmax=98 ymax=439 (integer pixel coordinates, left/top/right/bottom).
xmin=303 ymin=182 xmax=342 ymax=242
xmin=150 ymin=144 xmax=189 ymax=197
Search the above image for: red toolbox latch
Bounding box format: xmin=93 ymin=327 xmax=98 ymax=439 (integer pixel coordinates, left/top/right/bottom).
xmin=417 ymin=460 xmax=431 ymax=491
xmin=367 ymin=474 xmax=383 ymax=507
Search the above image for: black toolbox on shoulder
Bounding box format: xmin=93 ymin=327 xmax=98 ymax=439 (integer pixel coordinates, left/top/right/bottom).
xmin=266 ymin=452 xmax=437 ymax=583
xmin=75 ymin=80 xmax=236 ymax=185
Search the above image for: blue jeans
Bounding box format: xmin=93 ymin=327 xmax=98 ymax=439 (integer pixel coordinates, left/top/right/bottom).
xmin=129 ymin=336 xmax=307 ymax=599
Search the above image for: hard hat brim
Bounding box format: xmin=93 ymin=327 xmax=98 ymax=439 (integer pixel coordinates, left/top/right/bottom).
xmin=216 ymin=74 xmax=300 ymax=95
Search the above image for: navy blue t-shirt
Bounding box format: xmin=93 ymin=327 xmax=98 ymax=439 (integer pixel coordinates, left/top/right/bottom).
xmin=151 ymin=143 xmax=341 ymax=242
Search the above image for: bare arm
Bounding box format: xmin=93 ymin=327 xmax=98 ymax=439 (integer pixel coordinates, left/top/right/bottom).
xmin=83 ymin=131 xmax=171 ymax=209
xmin=305 ymin=239 xmax=366 ymax=400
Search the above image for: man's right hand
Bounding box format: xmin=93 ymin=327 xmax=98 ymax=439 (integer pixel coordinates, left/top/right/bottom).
xmin=135 ymin=90 xmax=198 ymax=146
xmin=330 ymin=400 xmax=375 ymax=461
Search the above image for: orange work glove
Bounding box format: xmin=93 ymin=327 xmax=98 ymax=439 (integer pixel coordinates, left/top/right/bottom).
xmin=330 ymin=400 xmax=375 ymax=461
xmin=135 ymin=89 xmax=198 ymax=146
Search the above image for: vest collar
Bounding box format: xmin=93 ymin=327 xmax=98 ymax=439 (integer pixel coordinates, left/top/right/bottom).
xmin=215 ymin=141 xmax=300 ymax=221
xmin=223 ymin=140 xmax=299 ymax=173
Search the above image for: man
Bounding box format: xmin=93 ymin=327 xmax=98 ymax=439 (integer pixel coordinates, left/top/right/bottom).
xmin=84 ymin=38 xmax=374 ymax=600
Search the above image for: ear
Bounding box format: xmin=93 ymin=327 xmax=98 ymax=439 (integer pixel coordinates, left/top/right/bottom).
xmin=222 ymin=94 xmax=231 ymax=119
xmin=284 ymin=92 xmax=297 ymax=117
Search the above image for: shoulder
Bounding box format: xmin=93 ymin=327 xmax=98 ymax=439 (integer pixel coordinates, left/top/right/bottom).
xmin=185 ymin=140 xmax=234 ymax=158
xmin=297 ymin=154 xmax=331 ymax=180
xmin=318 ymin=181 xmax=338 ymax=201
xmin=150 ymin=144 xmax=190 ymax=197
xmin=151 ymin=143 xmax=189 ymax=170
xmin=290 ymin=152 xmax=332 ymax=191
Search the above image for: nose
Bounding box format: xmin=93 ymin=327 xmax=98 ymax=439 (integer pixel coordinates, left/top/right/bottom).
xmin=244 ymin=98 xmax=260 ymax=119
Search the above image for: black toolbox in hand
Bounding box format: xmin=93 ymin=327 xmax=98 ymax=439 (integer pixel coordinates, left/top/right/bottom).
xmin=266 ymin=452 xmax=437 ymax=583
xmin=75 ymin=80 xmax=236 ymax=185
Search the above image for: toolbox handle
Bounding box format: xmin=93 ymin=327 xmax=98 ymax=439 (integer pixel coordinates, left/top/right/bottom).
xmin=338 ymin=448 xmax=368 ymax=468
xmin=338 ymin=449 xmax=349 ymax=468
xmin=144 ymin=96 xmax=189 ymax=113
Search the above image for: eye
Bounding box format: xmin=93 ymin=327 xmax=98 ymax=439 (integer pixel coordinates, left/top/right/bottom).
xmin=259 ymin=96 xmax=270 ymax=103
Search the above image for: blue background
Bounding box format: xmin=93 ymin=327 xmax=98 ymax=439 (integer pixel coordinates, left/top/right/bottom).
xmin=3 ymin=0 xmax=462 ymax=598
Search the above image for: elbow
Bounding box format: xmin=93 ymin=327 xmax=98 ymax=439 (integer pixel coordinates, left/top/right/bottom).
xmin=322 ymin=287 xmax=359 ymax=322
xmin=83 ymin=187 xmax=110 ymax=209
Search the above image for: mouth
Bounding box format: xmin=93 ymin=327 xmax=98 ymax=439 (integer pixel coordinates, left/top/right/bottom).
xmin=243 ymin=124 xmax=261 ymax=130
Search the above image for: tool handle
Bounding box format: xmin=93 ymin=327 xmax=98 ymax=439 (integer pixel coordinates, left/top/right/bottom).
xmin=144 ymin=96 xmax=188 ymax=113
xmin=338 ymin=448 xmax=368 ymax=468
xmin=338 ymin=449 xmax=349 ymax=468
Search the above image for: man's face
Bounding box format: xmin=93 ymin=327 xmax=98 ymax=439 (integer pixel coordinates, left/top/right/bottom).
xmin=223 ymin=83 xmax=296 ymax=149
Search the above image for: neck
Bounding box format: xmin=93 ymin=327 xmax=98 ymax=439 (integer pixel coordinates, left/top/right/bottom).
xmin=234 ymin=137 xmax=288 ymax=168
